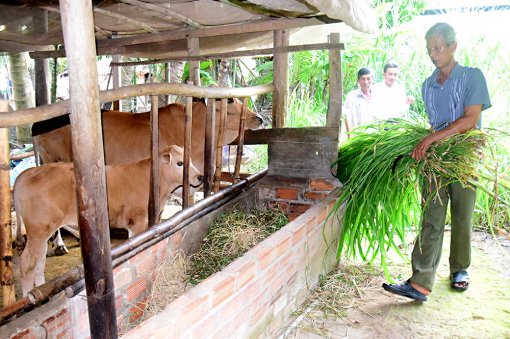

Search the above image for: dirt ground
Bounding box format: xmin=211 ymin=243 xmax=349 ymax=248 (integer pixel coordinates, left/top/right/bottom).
xmin=279 ymin=230 xmax=510 ymax=339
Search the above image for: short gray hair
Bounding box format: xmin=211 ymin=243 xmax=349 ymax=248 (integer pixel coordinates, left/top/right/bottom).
xmin=425 ymin=23 xmax=456 ymax=45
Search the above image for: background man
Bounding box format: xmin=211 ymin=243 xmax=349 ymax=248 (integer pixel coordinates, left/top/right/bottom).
xmin=343 ymin=67 xmax=376 ymax=135
xmin=372 ymin=62 xmax=415 ymax=119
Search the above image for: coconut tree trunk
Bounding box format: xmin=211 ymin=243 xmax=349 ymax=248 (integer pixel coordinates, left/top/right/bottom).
xmin=218 ymin=59 xmax=231 ymax=87
xmin=8 ymin=52 xmax=34 ymax=143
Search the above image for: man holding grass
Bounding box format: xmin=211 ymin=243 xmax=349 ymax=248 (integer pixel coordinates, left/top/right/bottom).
xmin=383 ymin=22 xmax=491 ymax=301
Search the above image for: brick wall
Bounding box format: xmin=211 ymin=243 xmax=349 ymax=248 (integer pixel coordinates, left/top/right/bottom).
xmin=2 ymin=181 xmax=343 ymax=339
xmin=122 ymin=192 xmax=342 ymax=338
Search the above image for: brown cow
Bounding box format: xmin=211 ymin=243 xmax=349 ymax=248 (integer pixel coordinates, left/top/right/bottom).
xmin=33 ymin=99 xmax=263 ymax=172
xmin=14 ymin=145 xmax=203 ymax=296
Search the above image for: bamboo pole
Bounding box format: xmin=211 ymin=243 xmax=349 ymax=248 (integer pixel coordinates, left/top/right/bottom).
xmin=233 ymin=97 xmax=248 ymax=179
xmin=187 ymin=37 xmax=200 ymax=86
xmin=203 ymin=99 xmax=216 ymax=197
xmin=59 ymin=1 xmax=117 ymax=338
xmin=0 ymin=99 xmax=15 ymax=307
xmin=213 ymin=98 xmax=228 ymax=192
xmin=0 ymin=83 xmax=274 ymax=127
xmin=183 ymin=93 xmax=193 ymax=208
xmin=148 ymin=94 xmax=160 ymax=226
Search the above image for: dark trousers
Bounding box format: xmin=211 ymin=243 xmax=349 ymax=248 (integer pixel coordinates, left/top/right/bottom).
xmin=410 ymin=180 xmax=476 ymax=291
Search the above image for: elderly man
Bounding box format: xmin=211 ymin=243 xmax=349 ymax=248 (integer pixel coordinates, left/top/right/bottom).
xmin=344 ymin=67 xmax=376 ymax=135
xmin=383 ymin=22 xmax=491 ymax=301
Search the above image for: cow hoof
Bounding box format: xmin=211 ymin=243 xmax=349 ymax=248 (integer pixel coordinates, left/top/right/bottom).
xmin=47 ymin=245 xmax=69 ymax=257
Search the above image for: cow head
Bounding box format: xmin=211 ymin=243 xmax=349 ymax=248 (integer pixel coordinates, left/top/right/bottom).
xmin=160 ymin=145 xmax=203 ymax=195
xmin=223 ymin=97 xmax=263 ymax=130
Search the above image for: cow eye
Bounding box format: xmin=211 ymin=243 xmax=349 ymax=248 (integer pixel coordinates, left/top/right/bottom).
xmin=177 ymin=161 xmax=183 ymax=166
xmin=227 ymin=98 xmax=234 ymax=103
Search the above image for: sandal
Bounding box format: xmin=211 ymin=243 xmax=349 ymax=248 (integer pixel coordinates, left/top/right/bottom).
xmin=451 ymin=270 xmax=469 ymax=291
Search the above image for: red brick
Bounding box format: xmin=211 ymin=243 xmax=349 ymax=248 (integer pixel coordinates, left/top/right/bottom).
xmin=170 ymin=230 xmax=184 ymax=250
xmin=114 ymin=267 xmax=135 ymax=290
xmin=115 ymin=294 xmax=125 ymax=313
xmin=303 ymin=191 xmax=328 ymax=201
xmin=309 ymin=178 xmax=336 ymax=191
xmin=41 ymin=309 xmax=72 ymax=339
xmin=189 ymin=314 xmax=219 ymax=339
xmin=171 ymin=291 xmax=210 ymax=325
xmin=129 ymin=300 xmax=147 ymax=323
xmin=250 ymin=301 xmax=270 ymax=326
xmin=269 ymin=200 xmax=290 ymax=214
xmin=267 ymin=231 xmax=292 ymax=256
xmin=288 ymin=221 xmax=306 ymax=245
xmin=246 ymin=243 xmax=276 ymax=270
xmin=208 ymin=273 xmax=235 ymax=307
xmin=12 ymin=328 xmax=39 ymax=339
xmin=275 ymin=187 xmax=299 ymax=200
xmin=132 ymin=250 xmax=157 ymax=277
xmin=127 ymin=277 xmax=148 ymax=302
xmin=289 ymin=202 xmax=312 ymax=220
xmin=223 ymin=257 xmax=257 ymax=289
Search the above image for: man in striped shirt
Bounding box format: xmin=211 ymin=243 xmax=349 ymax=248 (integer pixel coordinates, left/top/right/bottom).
xmin=383 ymin=22 xmax=491 ymax=301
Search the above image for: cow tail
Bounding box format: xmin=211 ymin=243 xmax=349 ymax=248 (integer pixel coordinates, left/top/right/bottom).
xmin=13 ymin=194 xmax=27 ymax=254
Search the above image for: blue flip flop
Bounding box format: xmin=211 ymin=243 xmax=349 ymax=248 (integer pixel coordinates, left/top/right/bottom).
xmin=382 ymin=280 xmax=428 ymax=301
xmin=451 ymin=270 xmax=469 ymax=291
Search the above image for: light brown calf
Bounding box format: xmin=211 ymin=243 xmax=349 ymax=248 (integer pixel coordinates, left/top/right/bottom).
xmin=14 ymin=146 xmax=203 ymax=296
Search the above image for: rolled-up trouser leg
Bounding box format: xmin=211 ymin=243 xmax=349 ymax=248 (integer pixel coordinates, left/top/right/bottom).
xmin=411 ymin=181 xmax=449 ymax=291
xmin=449 ymin=182 xmax=476 ymax=274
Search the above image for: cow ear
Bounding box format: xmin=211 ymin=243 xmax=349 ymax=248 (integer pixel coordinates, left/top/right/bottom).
xmin=162 ymin=153 xmax=172 ymax=164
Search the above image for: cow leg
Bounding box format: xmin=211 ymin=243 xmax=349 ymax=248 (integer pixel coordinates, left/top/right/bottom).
xmin=20 ymin=238 xmax=48 ymax=296
xmin=47 ymin=229 xmax=69 ymax=257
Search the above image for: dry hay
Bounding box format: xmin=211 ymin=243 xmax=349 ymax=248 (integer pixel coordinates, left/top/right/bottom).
xmin=139 ymin=250 xmax=192 ymax=323
xmin=189 ymin=206 xmax=288 ymax=284
xmin=129 ymin=205 xmax=288 ymax=330
xmin=292 ymin=262 xmax=382 ymax=336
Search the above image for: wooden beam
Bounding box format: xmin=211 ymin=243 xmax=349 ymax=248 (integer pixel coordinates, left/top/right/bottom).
xmin=213 ymin=98 xmax=228 ymax=192
xmin=187 ymin=37 xmax=200 ymax=86
xmin=94 ymin=7 xmax=158 ymax=33
xmin=182 ymin=93 xmax=193 ymax=208
xmin=109 ymin=43 xmax=345 ymax=66
xmin=327 ymin=33 xmax=342 ymax=129
xmin=148 ymin=95 xmax=160 ymax=226
xmin=34 ymin=10 xmax=50 ymax=107
xmin=0 ymin=83 xmax=274 ymax=127
xmin=272 ymin=29 xmax=289 ymax=128
xmin=119 ymin=0 xmax=203 ymax=28
xmin=97 ymin=16 xmax=337 ymax=50
xmin=0 ymin=99 xmax=15 ymax=308
xmin=233 ymin=97 xmax=248 ymax=179
xmin=30 ymin=16 xmax=340 ymax=59
xmin=239 ymin=126 xmax=340 ymax=145
xmin=59 ymin=1 xmax=117 ymax=338
xmin=203 ymin=99 xmax=216 ymax=197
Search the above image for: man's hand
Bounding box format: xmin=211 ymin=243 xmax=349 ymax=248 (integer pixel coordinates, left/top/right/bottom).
xmin=412 ymin=135 xmax=435 ymax=160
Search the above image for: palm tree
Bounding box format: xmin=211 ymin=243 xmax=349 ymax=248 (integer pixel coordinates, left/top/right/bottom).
xmin=8 ymin=52 xmax=34 ymax=143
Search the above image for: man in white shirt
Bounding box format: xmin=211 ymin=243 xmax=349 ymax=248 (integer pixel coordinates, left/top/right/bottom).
xmin=344 ymin=67 xmax=376 ymax=135
xmin=372 ymin=62 xmax=415 ymax=120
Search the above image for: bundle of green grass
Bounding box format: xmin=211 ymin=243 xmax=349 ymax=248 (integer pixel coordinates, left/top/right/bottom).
xmin=332 ymin=118 xmax=488 ymax=276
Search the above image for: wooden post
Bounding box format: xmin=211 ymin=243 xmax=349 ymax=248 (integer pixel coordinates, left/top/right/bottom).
xmin=163 ymin=63 xmax=171 ymax=105
xmin=272 ymin=29 xmax=289 ymax=128
xmin=203 ymin=99 xmax=216 ymax=197
xmin=59 ymin=1 xmax=117 ymax=338
xmin=33 ymin=9 xmax=49 ymax=167
xmin=34 ymin=10 xmax=50 ymax=107
xmin=213 ymin=98 xmax=227 ymax=192
xmin=148 ymin=95 xmax=160 ymax=226
xmin=233 ymin=97 xmax=248 ymax=179
xmin=187 ymin=37 xmax=200 ymax=86
xmin=112 ymin=54 xmax=120 ymax=110
xmin=182 ymin=93 xmax=193 ymax=208
xmin=327 ymin=33 xmax=342 ymax=129
xmin=0 ymin=99 xmax=15 ymax=307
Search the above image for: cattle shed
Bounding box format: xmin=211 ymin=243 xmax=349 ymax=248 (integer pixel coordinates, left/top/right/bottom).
xmin=0 ymin=1 xmax=376 ymax=338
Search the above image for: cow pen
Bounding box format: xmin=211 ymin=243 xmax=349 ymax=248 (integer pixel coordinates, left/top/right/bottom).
xmin=0 ymin=1 xmax=377 ymax=338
